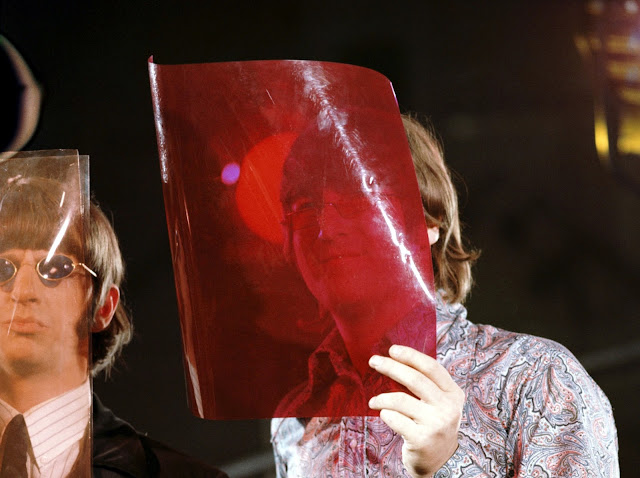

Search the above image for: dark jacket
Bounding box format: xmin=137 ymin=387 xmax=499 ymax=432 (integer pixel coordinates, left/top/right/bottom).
xmin=91 ymin=395 xmax=228 ymax=478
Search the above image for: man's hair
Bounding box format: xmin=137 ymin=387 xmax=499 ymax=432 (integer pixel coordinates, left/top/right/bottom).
xmin=0 ymin=175 xmax=132 ymax=376
xmin=281 ymin=108 xmax=416 ymax=210
xmin=0 ymin=176 xmax=84 ymax=257
xmin=279 ymin=110 xmax=478 ymax=304
xmin=402 ymin=114 xmax=479 ymax=304
xmin=86 ymin=201 xmax=132 ymax=376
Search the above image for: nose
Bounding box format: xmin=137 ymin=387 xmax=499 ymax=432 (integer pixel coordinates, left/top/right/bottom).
xmin=317 ymin=203 xmax=348 ymax=240
xmin=9 ymin=262 xmax=40 ymax=303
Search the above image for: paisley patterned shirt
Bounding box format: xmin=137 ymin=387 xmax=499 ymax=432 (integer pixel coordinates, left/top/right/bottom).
xmin=271 ymin=299 xmax=619 ymax=477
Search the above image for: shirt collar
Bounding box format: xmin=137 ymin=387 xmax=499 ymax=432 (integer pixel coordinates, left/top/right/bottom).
xmin=0 ymin=397 xmax=17 ymax=435
xmin=308 ymin=301 xmax=438 ymax=391
xmin=0 ymin=380 xmax=91 ymax=470
xmin=434 ymin=292 xmax=469 ymax=352
xmin=308 ymin=292 xmax=470 ymax=383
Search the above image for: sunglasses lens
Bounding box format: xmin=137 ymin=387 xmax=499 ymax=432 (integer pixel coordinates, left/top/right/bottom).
xmin=334 ymin=199 xmax=370 ymax=219
xmin=0 ymin=259 xmax=16 ymax=283
xmin=290 ymin=208 xmax=320 ymax=231
xmin=38 ymin=255 xmax=74 ymax=280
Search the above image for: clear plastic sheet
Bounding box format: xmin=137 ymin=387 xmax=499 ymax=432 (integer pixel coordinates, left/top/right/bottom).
xmin=149 ymin=59 xmax=436 ymax=419
xmin=0 ymin=150 xmax=91 ymax=475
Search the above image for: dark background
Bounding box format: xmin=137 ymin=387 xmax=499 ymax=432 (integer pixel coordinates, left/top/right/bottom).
xmin=2 ymin=1 xmax=638 ymax=476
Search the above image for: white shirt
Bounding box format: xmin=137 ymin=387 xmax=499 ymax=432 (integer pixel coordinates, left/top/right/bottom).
xmin=0 ymin=380 xmax=91 ymax=477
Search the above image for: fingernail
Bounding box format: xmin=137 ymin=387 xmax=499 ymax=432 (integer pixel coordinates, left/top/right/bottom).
xmin=389 ymin=344 xmax=402 ymax=357
xmin=368 ymin=396 xmax=377 ymax=408
xmin=369 ymin=355 xmax=382 ymax=368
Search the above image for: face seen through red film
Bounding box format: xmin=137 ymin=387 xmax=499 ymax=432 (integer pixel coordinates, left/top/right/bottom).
xmin=290 ymin=188 xmax=408 ymax=314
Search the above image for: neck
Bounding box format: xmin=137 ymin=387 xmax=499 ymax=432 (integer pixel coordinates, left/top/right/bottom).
xmin=0 ymin=363 xmax=88 ymax=413
xmin=331 ymin=291 xmax=419 ymax=376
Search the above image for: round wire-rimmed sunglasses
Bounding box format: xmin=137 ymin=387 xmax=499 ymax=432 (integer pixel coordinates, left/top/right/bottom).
xmin=282 ymin=194 xmax=400 ymax=231
xmin=0 ymin=254 xmax=97 ymax=285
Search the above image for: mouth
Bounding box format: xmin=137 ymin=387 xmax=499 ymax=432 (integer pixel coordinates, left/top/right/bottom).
xmin=318 ymin=251 xmax=361 ymax=264
xmin=1 ymin=317 xmax=47 ymax=334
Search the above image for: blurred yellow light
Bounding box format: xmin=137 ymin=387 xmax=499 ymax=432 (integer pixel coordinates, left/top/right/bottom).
xmin=620 ymin=86 xmax=640 ymax=104
xmin=606 ymin=34 xmax=640 ymax=54
xmin=574 ymin=35 xmax=592 ymax=57
xmin=606 ymin=60 xmax=640 ymax=80
xmin=594 ymin=113 xmax=610 ymax=165
xmin=617 ymin=112 xmax=640 ymax=154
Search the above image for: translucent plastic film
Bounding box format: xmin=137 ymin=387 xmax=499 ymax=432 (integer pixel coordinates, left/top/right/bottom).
xmin=0 ymin=151 xmax=91 ymax=476
xmin=149 ymin=60 xmax=436 ymax=419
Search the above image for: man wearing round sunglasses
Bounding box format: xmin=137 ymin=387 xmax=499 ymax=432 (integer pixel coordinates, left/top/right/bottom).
xmin=0 ymin=254 xmax=96 ymax=285
xmin=0 ymin=176 xmax=227 ymax=477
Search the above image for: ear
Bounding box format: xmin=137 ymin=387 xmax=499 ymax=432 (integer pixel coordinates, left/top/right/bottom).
xmin=427 ymin=225 xmax=440 ymax=246
xmin=92 ymin=285 xmax=120 ymax=333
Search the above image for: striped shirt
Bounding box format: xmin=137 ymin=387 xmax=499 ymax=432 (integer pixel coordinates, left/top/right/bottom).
xmin=0 ymin=381 xmax=90 ymax=477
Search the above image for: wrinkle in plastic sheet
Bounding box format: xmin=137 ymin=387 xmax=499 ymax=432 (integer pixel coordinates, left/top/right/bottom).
xmin=149 ymin=59 xmax=437 ymax=420
xmin=0 ymin=150 xmax=90 ymax=475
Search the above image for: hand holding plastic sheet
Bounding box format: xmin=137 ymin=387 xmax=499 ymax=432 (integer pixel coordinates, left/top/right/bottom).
xmin=149 ymin=59 xmax=437 ymax=419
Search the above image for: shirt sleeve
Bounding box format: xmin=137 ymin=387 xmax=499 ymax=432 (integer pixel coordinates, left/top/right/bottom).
xmin=510 ymin=346 xmax=619 ymax=477
xmin=271 ymin=417 xmax=306 ymax=478
xmin=437 ymin=341 xmax=619 ymax=477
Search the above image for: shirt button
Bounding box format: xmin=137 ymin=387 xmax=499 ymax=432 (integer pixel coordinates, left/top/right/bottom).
xmin=349 ymin=439 xmax=357 ymax=450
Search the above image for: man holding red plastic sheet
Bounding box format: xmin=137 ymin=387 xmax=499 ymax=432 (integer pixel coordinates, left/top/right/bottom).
xmin=274 ymin=109 xmax=438 ymax=420
xmin=271 ymin=115 xmax=619 ymax=477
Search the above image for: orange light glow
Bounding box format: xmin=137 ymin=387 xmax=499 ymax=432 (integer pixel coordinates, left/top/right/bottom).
xmin=235 ymin=132 xmax=298 ymax=243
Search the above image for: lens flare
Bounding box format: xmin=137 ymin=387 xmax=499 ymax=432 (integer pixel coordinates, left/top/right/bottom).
xmin=235 ymin=132 xmax=297 ymax=243
xmin=221 ymin=162 xmax=241 ymax=185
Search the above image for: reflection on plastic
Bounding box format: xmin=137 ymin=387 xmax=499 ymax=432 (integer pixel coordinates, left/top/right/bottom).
xmin=149 ymin=59 xmax=436 ymax=419
xmin=0 ymin=150 xmax=91 ymax=475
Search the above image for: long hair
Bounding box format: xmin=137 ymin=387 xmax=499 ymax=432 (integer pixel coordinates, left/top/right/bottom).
xmin=402 ymin=114 xmax=479 ymax=304
xmin=86 ymin=201 xmax=132 ymax=376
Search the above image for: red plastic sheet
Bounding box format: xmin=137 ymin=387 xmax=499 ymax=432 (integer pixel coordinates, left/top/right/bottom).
xmin=149 ymin=59 xmax=436 ymax=419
